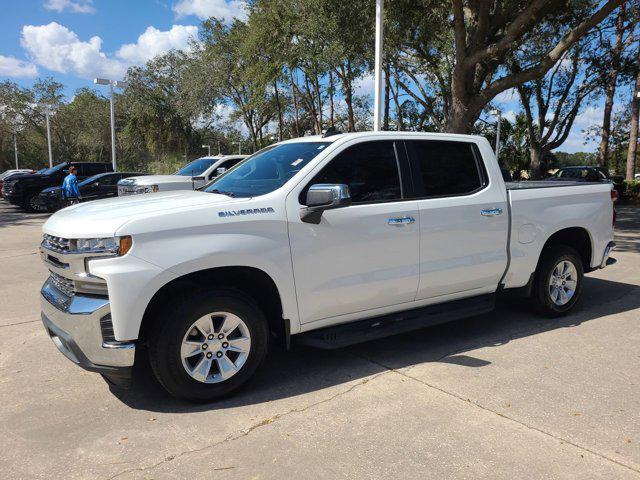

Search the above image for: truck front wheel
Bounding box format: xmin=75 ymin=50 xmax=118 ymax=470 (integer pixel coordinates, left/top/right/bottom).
xmin=532 ymin=245 xmax=584 ymax=317
xmin=148 ymin=289 xmax=269 ymax=402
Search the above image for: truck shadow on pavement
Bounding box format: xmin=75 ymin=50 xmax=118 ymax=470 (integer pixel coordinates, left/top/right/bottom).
xmin=110 ymin=275 xmax=640 ymax=413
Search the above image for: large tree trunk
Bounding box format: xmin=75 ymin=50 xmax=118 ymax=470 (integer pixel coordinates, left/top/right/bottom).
xmin=338 ymin=62 xmax=356 ymax=132
xmin=383 ymin=65 xmax=390 ymax=131
xmin=598 ymin=8 xmax=625 ymax=168
xmin=530 ymin=146 xmax=545 ymax=180
xmin=289 ymin=69 xmax=300 ymax=137
xmin=626 ymin=65 xmax=640 ymax=181
xmin=329 ymin=71 xmax=335 ymax=127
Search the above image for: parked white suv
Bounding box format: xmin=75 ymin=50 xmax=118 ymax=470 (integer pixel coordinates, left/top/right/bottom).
xmin=39 ymin=132 xmax=616 ymax=401
xmin=117 ymin=155 xmax=247 ymax=195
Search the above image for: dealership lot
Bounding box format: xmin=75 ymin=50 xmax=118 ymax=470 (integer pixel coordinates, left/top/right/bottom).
xmin=1 ymin=202 xmax=639 ymax=479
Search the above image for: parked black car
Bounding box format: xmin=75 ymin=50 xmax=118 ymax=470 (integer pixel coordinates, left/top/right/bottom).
xmin=546 ymin=165 xmax=622 ymax=198
xmin=35 ymin=171 xmax=148 ymax=212
xmin=2 ymin=162 xmax=113 ymax=211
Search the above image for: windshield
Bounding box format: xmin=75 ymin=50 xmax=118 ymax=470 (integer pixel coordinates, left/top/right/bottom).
xmin=176 ymin=158 xmax=217 ymax=176
xmin=42 ymin=163 xmax=68 ymax=176
xmin=204 ymin=142 xmax=331 ymax=198
xmin=79 ymin=173 xmax=107 ymax=187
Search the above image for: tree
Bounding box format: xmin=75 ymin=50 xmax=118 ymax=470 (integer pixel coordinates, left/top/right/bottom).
xmin=626 ymin=44 xmax=640 ymax=180
xmin=391 ymin=0 xmax=623 ymax=133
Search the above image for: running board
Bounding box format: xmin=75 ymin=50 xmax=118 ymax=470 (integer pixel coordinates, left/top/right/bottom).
xmin=296 ymin=294 xmax=495 ymax=349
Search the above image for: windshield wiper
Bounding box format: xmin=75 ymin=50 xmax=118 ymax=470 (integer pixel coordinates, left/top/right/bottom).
xmin=209 ymin=189 xmax=235 ymax=197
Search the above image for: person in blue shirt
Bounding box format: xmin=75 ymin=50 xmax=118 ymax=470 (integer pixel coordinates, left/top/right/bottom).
xmin=62 ymin=166 xmax=81 ymax=206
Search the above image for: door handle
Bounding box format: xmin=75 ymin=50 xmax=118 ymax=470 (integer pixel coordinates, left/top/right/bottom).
xmin=480 ymin=207 xmax=503 ymax=217
xmin=388 ymin=216 xmax=415 ymax=226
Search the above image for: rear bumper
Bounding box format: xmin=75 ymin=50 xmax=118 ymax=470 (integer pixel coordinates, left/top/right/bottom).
xmin=40 ymin=278 xmax=135 ymax=386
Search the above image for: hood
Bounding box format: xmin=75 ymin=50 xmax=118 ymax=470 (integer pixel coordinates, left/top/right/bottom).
xmin=122 ymin=175 xmax=195 ymax=186
xmin=43 ymin=190 xmax=237 ymax=238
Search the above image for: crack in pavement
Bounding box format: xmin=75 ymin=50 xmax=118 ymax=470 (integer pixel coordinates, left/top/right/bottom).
xmin=105 ymin=369 xmax=392 ymax=480
xmin=0 ymin=319 xmax=40 ymax=329
xmin=354 ymin=355 xmax=640 ymax=476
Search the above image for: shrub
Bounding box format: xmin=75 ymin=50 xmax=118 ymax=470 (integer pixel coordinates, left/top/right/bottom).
xmin=623 ymin=180 xmax=640 ymax=203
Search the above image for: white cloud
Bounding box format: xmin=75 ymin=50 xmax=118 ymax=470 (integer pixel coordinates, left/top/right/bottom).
xmin=21 ymin=22 xmax=126 ymax=78
xmin=43 ymin=0 xmax=95 ymax=14
xmin=494 ymin=88 xmax=517 ymax=104
xmin=553 ymin=105 xmax=603 ymax=153
xmin=0 ymin=55 xmax=38 ymax=77
xmin=354 ymin=73 xmax=375 ymax=97
xmin=20 ymin=22 xmax=198 ymax=80
xmin=116 ymin=25 xmax=198 ymax=64
xmin=173 ymin=0 xmax=247 ymax=22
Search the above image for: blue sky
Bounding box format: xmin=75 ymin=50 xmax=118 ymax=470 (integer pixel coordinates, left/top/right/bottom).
xmin=0 ymin=0 xmax=615 ymax=153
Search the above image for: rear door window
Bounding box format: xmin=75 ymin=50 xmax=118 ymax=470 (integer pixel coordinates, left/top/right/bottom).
xmin=405 ymin=140 xmax=486 ymax=198
xmin=302 ymin=141 xmax=402 ymax=204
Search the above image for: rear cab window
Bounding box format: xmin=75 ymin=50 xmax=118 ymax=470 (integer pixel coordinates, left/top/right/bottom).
xmin=404 ymin=140 xmax=487 ymax=198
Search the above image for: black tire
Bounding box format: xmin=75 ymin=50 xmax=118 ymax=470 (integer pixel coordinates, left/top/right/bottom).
xmin=532 ymin=245 xmax=584 ymax=317
xmin=23 ymin=192 xmax=40 ymax=212
xmin=147 ymin=288 xmax=269 ymax=402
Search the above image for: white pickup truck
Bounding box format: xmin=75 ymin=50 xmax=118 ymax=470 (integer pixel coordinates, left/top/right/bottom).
xmin=39 ymin=132 xmax=617 ymax=401
xmin=117 ymin=155 xmax=247 ymax=195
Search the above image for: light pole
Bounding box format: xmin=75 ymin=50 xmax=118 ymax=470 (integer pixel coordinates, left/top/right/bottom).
xmin=234 ymin=141 xmax=241 ymax=154
xmin=373 ymin=0 xmax=384 ymax=131
xmin=202 ymin=144 xmax=211 ymax=156
xmin=94 ymin=78 xmax=127 ymax=171
xmin=490 ymin=109 xmax=502 ymax=159
xmin=45 ymin=109 xmax=53 ymax=168
xmin=14 ymin=134 xmax=19 ymax=169
xmin=218 ymin=140 xmax=221 ymax=155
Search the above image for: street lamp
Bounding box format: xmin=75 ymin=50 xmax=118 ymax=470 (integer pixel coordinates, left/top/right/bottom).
xmin=94 ymin=78 xmax=127 ymax=171
xmin=202 ymin=144 xmax=211 ymax=156
xmin=490 ymin=109 xmax=502 ymax=159
xmin=38 ymin=106 xmax=54 ymax=168
xmin=234 ymin=141 xmax=242 ymax=155
xmin=373 ymin=0 xmax=384 ymax=132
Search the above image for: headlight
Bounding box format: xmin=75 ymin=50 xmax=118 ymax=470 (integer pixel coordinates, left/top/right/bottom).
xmin=70 ymin=236 xmax=132 ymax=255
xmin=135 ymin=185 xmax=159 ymax=194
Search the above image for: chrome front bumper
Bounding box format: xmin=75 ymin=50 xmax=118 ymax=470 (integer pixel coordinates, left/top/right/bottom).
xmin=41 ymin=278 xmax=135 ymax=373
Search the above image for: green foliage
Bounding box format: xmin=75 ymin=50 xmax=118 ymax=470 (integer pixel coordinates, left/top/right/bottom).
xmin=623 ymin=180 xmax=640 ymax=203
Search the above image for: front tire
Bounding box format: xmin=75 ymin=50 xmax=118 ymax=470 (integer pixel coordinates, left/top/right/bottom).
xmin=23 ymin=193 xmax=41 ymax=212
xmin=148 ymin=289 xmax=269 ymax=402
xmin=532 ymin=245 xmax=584 ymax=317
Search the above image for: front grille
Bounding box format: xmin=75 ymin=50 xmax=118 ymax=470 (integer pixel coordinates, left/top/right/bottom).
xmin=42 ymin=234 xmax=71 ymax=253
xmin=118 ymin=186 xmax=137 ymax=196
xmin=49 ymin=272 xmax=75 ymax=297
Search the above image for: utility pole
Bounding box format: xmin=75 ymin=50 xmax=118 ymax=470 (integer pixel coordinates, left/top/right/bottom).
xmin=373 ymin=0 xmax=384 ymax=131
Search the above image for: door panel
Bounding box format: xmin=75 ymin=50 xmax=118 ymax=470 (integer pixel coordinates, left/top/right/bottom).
xmin=287 ymin=139 xmax=420 ymax=325
xmin=288 ymin=201 xmax=420 ymax=323
xmin=404 ymin=140 xmax=509 ymax=299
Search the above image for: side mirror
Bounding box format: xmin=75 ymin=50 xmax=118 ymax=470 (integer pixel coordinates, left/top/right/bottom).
xmin=301 ymin=184 xmax=351 ymax=224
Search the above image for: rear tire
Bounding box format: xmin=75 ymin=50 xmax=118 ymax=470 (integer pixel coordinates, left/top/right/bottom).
xmin=147 ymin=288 xmax=269 ymax=402
xmin=532 ymin=245 xmax=584 ymax=317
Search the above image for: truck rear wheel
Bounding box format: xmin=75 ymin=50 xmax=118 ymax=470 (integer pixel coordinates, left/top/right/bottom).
xmin=532 ymin=245 xmax=584 ymax=317
xmin=148 ymin=289 xmax=269 ymax=402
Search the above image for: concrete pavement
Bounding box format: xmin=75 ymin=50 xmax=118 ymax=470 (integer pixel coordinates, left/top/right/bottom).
xmin=0 ymin=202 xmax=639 ymax=479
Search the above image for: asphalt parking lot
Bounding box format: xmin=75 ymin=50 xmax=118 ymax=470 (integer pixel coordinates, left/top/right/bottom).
xmin=1 ymin=201 xmax=639 ymax=479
